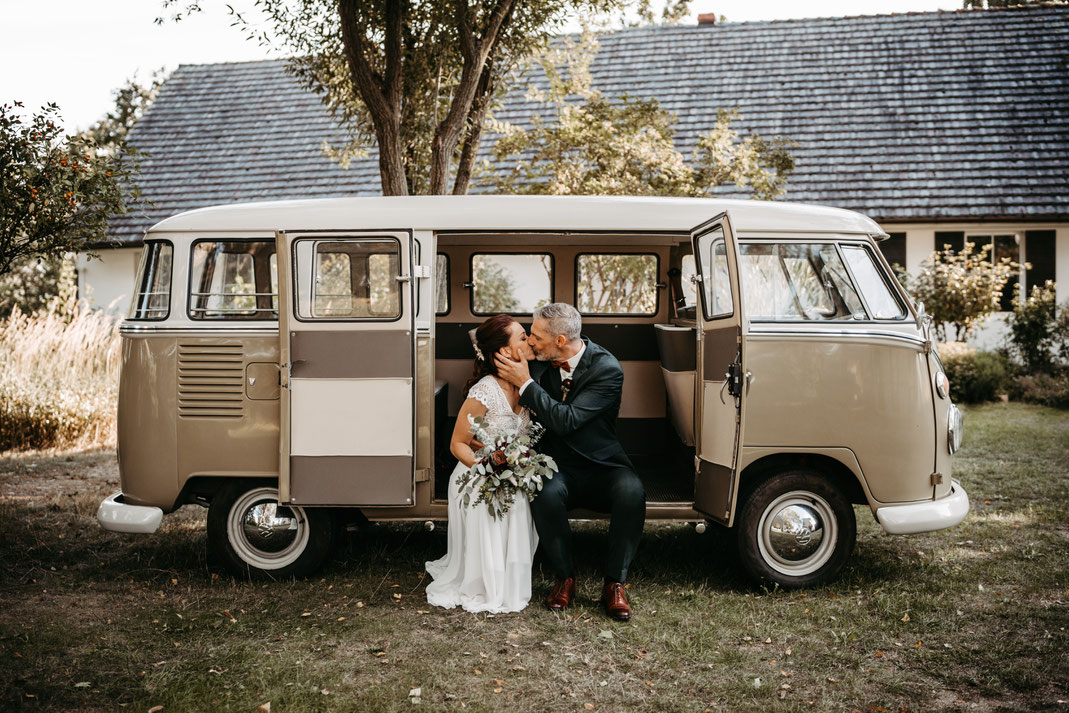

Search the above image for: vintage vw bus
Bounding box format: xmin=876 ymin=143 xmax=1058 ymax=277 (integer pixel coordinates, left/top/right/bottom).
xmin=96 ymin=196 xmax=968 ymax=588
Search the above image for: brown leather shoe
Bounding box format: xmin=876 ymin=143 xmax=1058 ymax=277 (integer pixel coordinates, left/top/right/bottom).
xmin=600 ymin=581 xmax=631 ymax=621
xmin=545 ymin=577 xmax=575 ymax=611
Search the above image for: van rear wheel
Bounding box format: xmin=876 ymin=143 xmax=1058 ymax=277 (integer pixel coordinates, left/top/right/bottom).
xmin=207 ymin=481 xmax=334 ymax=580
xmin=737 ymin=470 xmax=855 ymax=589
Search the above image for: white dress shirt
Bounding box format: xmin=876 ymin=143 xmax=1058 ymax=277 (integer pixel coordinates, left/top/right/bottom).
xmin=519 ymin=341 xmax=585 ymax=397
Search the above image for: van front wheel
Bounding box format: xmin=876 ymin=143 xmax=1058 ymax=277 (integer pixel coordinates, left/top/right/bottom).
xmin=207 ymin=481 xmax=334 ymax=580
xmin=737 ymin=470 xmax=855 ymax=589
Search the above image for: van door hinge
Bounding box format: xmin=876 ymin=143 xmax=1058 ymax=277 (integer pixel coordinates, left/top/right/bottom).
xmin=930 ymin=472 xmax=944 ymax=486
xmin=415 ymin=468 xmax=430 ymax=483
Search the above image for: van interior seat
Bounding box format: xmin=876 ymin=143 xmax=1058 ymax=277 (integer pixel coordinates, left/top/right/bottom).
xmin=655 ymin=324 xmax=696 ymax=447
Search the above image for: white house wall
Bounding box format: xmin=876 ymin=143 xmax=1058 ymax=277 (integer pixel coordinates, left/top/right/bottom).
xmin=76 ymin=247 xmax=140 ymax=314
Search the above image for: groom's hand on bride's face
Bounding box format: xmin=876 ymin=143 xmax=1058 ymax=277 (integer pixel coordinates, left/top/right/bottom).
xmin=494 ymin=352 xmax=530 ymax=387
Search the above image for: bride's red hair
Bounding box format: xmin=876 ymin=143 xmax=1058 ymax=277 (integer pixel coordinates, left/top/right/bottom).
xmin=463 ymin=314 xmax=517 ymax=396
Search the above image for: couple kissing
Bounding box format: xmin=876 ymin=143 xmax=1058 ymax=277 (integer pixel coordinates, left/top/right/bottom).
xmin=425 ymin=303 xmax=646 ymax=621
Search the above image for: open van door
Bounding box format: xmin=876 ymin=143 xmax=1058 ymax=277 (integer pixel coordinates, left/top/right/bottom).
xmin=691 ymin=214 xmax=747 ymax=525
xmin=276 ymin=230 xmax=416 ymax=506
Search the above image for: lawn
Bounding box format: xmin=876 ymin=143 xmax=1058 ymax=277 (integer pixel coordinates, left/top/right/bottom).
xmin=0 ymin=403 xmax=1066 ymax=712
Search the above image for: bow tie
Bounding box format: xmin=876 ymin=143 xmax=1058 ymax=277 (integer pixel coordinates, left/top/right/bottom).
xmin=551 ymin=360 xmax=572 ymax=372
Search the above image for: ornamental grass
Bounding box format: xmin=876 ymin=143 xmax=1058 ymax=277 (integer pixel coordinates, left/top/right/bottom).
xmin=0 ymin=298 xmax=120 ymax=451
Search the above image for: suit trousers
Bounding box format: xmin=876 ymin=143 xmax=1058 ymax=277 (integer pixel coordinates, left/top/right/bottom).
xmin=530 ymin=460 xmax=645 ymax=583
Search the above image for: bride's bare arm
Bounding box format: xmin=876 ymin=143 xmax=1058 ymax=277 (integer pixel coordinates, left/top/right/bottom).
xmin=450 ymin=397 xmax=489 ymax=468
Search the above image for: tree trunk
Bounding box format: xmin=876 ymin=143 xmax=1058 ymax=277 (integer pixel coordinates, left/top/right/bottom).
xmin=452 ymin=62 xmax=496 ymax=195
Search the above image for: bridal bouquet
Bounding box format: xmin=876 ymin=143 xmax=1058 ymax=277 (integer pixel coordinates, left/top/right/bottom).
xmin=455 ymin=415 xmax=558 ymax=520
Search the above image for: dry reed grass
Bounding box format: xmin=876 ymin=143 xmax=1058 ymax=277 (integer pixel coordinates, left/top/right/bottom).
xmin=0 ymin=298 xmax=120 ymax=451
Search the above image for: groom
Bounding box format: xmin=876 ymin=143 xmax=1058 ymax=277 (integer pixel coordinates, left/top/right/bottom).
xmin=495 ymin=303 xmax=645 ymax=621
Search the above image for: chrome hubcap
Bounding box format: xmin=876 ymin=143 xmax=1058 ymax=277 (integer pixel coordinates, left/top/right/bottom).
xmin=227 ymin=487 xmax=310 ymax=570
xmin=757 ymin=491 xmax=838 ymax=577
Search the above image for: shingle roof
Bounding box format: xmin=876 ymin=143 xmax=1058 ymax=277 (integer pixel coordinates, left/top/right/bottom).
xmin=109 ymin=6 xmax=1069 ymax=244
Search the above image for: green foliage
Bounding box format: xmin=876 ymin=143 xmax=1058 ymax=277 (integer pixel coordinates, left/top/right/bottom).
xmin=485 ymin=29 xmax=795 ymax=199
xmin=472 ymin=259 xmax=520 ymax=313
xmin=1006 ymin=281 xmax=1069 ymax=374
xmin=906 ymin=241 xmax=1023 ymax=342
xmin=937 ymin=342 xmax=1008 ymax=403
xmin=1007 ymin=372 xmax=1069 ymax=409
xmin=0 ymin=102 xmax=141 ymax=277
xmin=0 ymin=253 xmax=77 ymax=319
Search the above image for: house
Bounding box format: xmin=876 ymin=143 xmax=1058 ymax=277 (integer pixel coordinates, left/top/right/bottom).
xmin=82 ymin=5 xmax=1069 ymax=346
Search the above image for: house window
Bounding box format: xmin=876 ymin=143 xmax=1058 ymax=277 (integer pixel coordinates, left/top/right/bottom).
xmin=470 ymin=253 xmax=553 ymax=315
xmin=967 ymin=234 xmax=1020 ymax=311
xmin=1024 ymin=230 xmax=1056 ymax=295
xmin=879 ymin=232 xmax=906 ymax=270
xmin=575 ymin=254 xmax=658 ymax=315
xmin=189 ymin=240 xmax=277 ymax=320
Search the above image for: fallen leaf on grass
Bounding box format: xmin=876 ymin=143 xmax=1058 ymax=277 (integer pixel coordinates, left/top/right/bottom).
xmin=901 ymin=613 xmax=910 ymax=622
xmin=74 ymin=682 xmax=91 ymax=688
xmin=393 ymin=593 xmax=403 ymax=600
xmin=493 ymin=688 xmax=503 ymax=694
xmin=585 ymin=704 xmax=596 ymax=710
xmin=256 ymin=702 xmax=270 ymax=713
xmin=337 ymin=617 xmax=346 ymax=622
xmin=301 ymin=612 xmax=312 ymax=617
xmin=914 ymin=641 xmax=923 ymax=648
xmin=148 ymin=706 xmax=164 ymax=713
xmin=598 ymin=630 xmax=614 ymax=640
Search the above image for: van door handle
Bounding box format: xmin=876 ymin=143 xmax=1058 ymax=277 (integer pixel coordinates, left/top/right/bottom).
xmin=745 ymin=370 xmax=754 ymax=395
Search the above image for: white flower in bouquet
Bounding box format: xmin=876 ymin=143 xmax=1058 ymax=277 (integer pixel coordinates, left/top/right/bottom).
xmin=455 ymin=415 xmax=558 ymax=520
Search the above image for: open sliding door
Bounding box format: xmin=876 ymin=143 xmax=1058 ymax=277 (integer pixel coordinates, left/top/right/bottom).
xmin=691 ymin=214 xmax=748 ymax=525
xmin=276 ymin=230 xmax=416 ymax=506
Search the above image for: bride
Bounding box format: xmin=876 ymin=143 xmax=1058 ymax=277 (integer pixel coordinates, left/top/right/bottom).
xmin=425 ymin=314 xmax=539 ymax=614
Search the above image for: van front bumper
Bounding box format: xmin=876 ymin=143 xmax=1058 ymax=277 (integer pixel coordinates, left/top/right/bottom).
xmin=875 ymin=480 xmax=969 ymax=535
xmin=97 ymin=491 xmax=164 ymax=534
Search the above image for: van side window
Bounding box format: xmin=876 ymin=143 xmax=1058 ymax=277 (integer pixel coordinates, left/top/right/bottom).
xmin=129 ymin=241 xmax=173 ymax=320
xmin=189 ymin=240 xmax=277 ymax=320
xmin=840 ymin=245 xmax=907 ymax=319
xmin=739 ymin=243 xmax=867 ymax=321
xmin=576 ymin=254 xmax=658 ymax=315
xmin=294 ymin=238 xmax=401 ymax=320
xmin=436 ymin=254 xmax=449 ymax=315
xmin=471 ymin=253 xmax=552 ymax=315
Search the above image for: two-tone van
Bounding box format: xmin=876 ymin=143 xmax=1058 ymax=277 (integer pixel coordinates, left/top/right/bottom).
xmin=96 ymin=196 xmax=968 ymax=588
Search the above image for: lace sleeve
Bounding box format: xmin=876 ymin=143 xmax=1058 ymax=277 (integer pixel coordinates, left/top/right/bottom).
xmin=465 ymin=378 xmax=499 ymax=412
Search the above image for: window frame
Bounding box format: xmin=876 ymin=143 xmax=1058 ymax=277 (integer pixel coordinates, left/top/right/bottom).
xmin=573 ymin=252 xmax=660 ymax=317
xmin=966 ymin=232 xmax=1023 ymax=311
xmin=468 ymin=251 xmax=555 ymax=317
xmin=128 ymin=239 xmax=174 ymax=321
xmin=291 ymin=236 xmax=405 ymax=323
xmin=186 ymin=237 xmax=278 ymax=321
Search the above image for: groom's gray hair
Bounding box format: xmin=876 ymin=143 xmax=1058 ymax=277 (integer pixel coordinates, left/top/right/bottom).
xmin=534 ymin=302 xmax=582 ymax=342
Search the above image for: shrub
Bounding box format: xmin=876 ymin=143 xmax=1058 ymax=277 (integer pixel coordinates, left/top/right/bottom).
xmin=1006 ymin=281 xmax=1069 ymax=374
xmin=0 ymin=298 xmax=120 ymax=451
xmin=907 ymin=242 xmax=1023 ymax=342
xmin=937 ymin=342 xmax=1008 ymax=403
xmin=1007 ymin=373 xmax=1069 ymax=409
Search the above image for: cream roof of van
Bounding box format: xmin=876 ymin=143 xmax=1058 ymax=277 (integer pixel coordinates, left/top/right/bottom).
xmin=147 ymin=196 xmax=887 ymax=238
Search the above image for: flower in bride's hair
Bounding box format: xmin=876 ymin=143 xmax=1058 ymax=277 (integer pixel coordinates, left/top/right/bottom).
xmin=473 ymin=343 xmax=485 ymax=361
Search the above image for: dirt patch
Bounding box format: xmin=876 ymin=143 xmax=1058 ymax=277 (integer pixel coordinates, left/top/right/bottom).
xmin=0 ymin=448 xmax=118 ymax=501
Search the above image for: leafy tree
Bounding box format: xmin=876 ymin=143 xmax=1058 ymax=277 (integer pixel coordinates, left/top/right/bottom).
xmin=0 ymin=102 xmax=141 ymax=278
xmin=906 ymin=241 xmax=1024 ymax=342
xmin=161 ymin=0 xmax=622 ymax=196
xmin=484 ymin=30 xmax=795 ymax=199
xmin=473 ymin=258 xmax=520 ymax=313
xmin=1006 ymin=281 xmax=1069 ymax=374
xmin=0 ymin=253 xmax=77 ymax=319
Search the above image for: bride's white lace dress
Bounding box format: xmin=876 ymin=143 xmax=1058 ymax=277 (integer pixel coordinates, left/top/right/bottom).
xmin=424 ymin=375 xmax=539 ymax=614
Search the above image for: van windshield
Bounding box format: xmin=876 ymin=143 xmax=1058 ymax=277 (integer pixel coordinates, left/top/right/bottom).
xmin=739 ymin=242 xmax=867 ymax=321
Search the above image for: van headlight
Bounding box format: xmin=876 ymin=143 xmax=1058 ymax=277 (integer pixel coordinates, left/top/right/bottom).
xmin=947 ymin=404 xmax=963 ymax=454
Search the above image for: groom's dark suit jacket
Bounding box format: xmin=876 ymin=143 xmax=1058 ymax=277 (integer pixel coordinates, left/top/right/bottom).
xmin=518 ymin=338 xmax=632 ymax=470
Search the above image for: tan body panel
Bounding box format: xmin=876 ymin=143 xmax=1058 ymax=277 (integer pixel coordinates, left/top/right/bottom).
xmin=743 ymin=331 xmax=935 ymax=504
